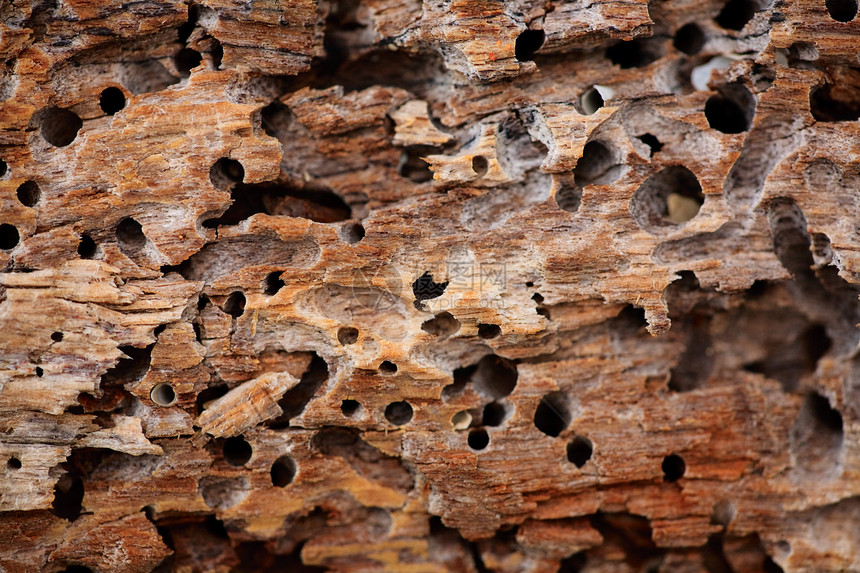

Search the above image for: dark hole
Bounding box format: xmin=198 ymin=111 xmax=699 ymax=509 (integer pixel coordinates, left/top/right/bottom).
xmin=662 ymin=453 xmax=686 ymax=482
xmin=591 ymin=513 xmax=655 ymax=552
xmin=421 ymin=311 xmax=461 ymax=337
xmin=537 ymin=307 xmax=551 ymax=319
xmin=263 ymin=271 xmax=285 ymax=295
xmin=715 ymin=0 xmax=756 ymax=30
xmin=274 ymin=353 xmax=329 ymax=422
xmin=35 ymin=367 xmax=43 ymax=377
xmin=270 ymin=455 xmax=297 ymax=487
xmin=177 ymin=21 xmax=195 ymax=44
xmin=471 ymin=155 xmax=489 ymax=177
xmin=615 ymin=304 xmax=647 ymax=331
xmin=99 ymin=87 xmax=126 ymax=115
xmin=442 ymin=365 xmax=476 ymax=398
xmin=558 ymin=551 xmax=587 ymax=573
xmin=210 ymin=39 xmax=224 ymax=69
xmin=317 ymin=44 xmax=446 ymax=92
xmin=638 ymin=134 xmax=663 ymax=156
xmin=233 ymin=541 xmax=324 ymax=573
xmin=669 ymin=269 xmax=701 ymax=294
xmin=630 ymin=165 xmax=704 ymax=229
xmin=196 ymin=384 xmax=229 ymax=415
xmin=764 ymin=556 xmax=785 ymax=573
xmin=515 ymin=29 xmax=545 ymax=61
xmin=341 ymin=399 xmax=361 ymax=416
xmin=606 ymin=38 xmax=662 ymax=69
xmin=203 ymin=182 xmax=351 ymax=226
xmin=384 ymin=401 xmax=413 ymax=425
xmin=101 ymin=343 xmax=153 ymax=388
xmin=747 ymin=279 xmax=768 ymax=298
xmin=525 ymin=281 xmax=534 ymax=287
xmin=703 ymin=534 xmax=734 ymax=573
xmin=204 ymin=513 xmax=229 ymax=539
xmin=7 ymin=457 xmax=21 ymax=470
xmin=567 ymin=435 xmax=593 ymax=468
xmin=51 ymin=473 xmax=84 ymax=520
xmin=0 ymin=159 xmax=6 ymax=177
xmin=810 ymin=82 xmax=860 ymax=122
xmin=77 ymin=234 xmax=97 ymax=259
xmin=0 ymin=224 xmax=19 ymax=249
xmin=482 ymin=402 xmax=507 ymax=426
xmin=826 ymin=0 xmax=858 ymax=21
xmin=342 ymin=221 xmax=365 ymax=244
xmin=804 ymin=325 xmax=832 ymax=370
xmin=116 ymin=217 xmax=146 ymax=254
xmin=473 ymin=354 xmax=518 ymax=399
xmin=574 ymin=140 xmax=619 ymax=185
xmin=175 ymin=47 xmax=202 ymax=75
xmin=223 ymin=435 xmax=253 ymax=466
xmin=576 ymin=87 xmax=604 ymax=115
xmin=399 ymin=149 xmax=433 ymax=183
xmin=413 ymin=271 xmax=449 ymax=301
xmin=197 ymin=293 xmax=210 ymax=311
xmin=429 ymin=515 xmax=446 ymax=535
xmin=674 ymin=23 xmax=706 ymax=55
xmin=477 ymin=323 xmax=501 ymax=339
xmin=534 ymin=392 xmax=571 ymax=437
xmin=209 ymin=158 xmax=244 ymax=190
xmin=259 ymin=100 xmax=287 ymax=138
xmin=150 ymin=383 xmax=176 ymax=407
xmin=555 ymin=178 xmax=583 ymax=213
xmin=51 ymin=331 xmax=63 ymax=342
xmin=58 ymin=567 xmax=94 ymax=573
xmin=810 ymin=392 xmax=843 ymax=433
xmin=468 ymin=429 xmax=489 ymax=450
xmin=40 ymin=107 xmax=82 ymax=147
xmin=338 ymin=327 xmax=359 ymax=345
xmin=379 ymin=360 xmax=398 ymax=374
xmin=178 ymin=4 xmax=199 ymax=42
xmin=16 ymin=180 xmax=40 ymax=207
xmin=706 ymin=95 xmax=751 ymax=134
xmin=223 ymin=291 xmax=246 ymax=318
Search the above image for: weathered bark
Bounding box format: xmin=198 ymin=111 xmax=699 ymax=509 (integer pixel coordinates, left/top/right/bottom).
xmin=1 ymin=0 xmax=860 ymax=571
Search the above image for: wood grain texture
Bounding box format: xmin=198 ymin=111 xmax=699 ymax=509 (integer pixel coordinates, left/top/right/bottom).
xmin=1 ymin=0 xmax=860 ymax=571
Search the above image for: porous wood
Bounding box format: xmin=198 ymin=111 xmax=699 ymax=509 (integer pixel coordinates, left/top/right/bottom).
xmin=1 ymin=0 xmax=860 ymax=571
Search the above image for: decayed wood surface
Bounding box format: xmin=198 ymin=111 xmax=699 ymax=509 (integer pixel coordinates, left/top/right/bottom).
xmin=2 ymin=0 xmax=860 ymax=571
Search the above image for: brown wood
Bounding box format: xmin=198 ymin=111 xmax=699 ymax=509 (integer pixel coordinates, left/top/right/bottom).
xmin=2 ymin=0 xmax=860 ymax=571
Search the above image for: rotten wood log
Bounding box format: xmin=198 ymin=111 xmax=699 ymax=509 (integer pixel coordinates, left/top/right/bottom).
xmin=2 ymin=0 xmax=860 ymax=571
